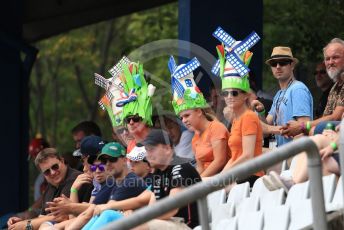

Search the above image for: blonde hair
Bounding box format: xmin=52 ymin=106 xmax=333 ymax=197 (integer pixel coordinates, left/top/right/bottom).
xmin=201 ymin=108 xmax=218 ymax=121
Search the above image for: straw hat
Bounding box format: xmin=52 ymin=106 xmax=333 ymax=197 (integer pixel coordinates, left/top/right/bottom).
xmin=265 ymin=46 xmax=299 ymax=65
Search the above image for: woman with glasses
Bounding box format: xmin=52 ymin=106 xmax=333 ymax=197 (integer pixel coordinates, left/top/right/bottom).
xmin=168 ymin=55 xmax=229 ymax=177
xmin=214 ymin=40 xmax=264 ymax=186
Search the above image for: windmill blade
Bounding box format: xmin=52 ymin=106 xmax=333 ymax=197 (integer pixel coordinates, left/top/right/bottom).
xmin=94 ymin=73 xmax=111 ymax=89
xmin=171 ymin=77 xmax=185 ymax=98
xmin=212 ymin=26 xmax=236 ymax=48
xmin=172 ymin=57 xmax=200 ymax=79
xmin=225 ymin=52 xmax=250 ymax=77
xmin=232 ymin=31 xmax=260 ymax=55
xmin=211 ymin=59 xmax=221 ymax=76
xmin=168 ymin=55 xmax=177 ymax=74
xmin=108 ymin=56 xmax=131 ymax=77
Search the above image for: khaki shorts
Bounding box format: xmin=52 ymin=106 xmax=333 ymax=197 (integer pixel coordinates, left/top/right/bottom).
xmin=147 ymin=218 xmax=191 ymax=230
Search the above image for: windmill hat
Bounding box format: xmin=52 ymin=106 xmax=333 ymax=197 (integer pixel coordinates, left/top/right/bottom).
xmin=168 ymin=55 xmax=208 ymax=115
xmin=265 ymin=46 xmax=299 ymax=65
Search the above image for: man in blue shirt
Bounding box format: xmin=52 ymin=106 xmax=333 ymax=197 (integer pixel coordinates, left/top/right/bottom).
xmin=252 ymin=46 xmax=313 ymax=147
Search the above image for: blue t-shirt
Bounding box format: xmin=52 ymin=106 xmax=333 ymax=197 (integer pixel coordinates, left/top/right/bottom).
xmin=269 ymin=80 xmax=313 ymax=146
xmin=109 ymin=172 xmax=147 ymax=201
xmin=92 ymin=178 xmax=114 ymax=205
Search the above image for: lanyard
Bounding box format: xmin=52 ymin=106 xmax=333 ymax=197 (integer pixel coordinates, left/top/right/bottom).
xmin=274 ymin=78 xmax=294 ymax=125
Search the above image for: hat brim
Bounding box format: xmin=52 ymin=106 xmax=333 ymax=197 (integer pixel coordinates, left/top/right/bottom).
xmin=265 ymin=57 xmax=299 ymax=65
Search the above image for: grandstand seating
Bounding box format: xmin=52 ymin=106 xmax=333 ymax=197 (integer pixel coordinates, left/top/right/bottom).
xmin=196 ymin=173 xmax=342 ymax=230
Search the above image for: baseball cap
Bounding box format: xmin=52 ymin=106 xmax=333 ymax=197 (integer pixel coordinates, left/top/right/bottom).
xmin=126 ymin=146 xmax=146 ymax=161
xmin=98 ymin=142 xmax=126 ymax=159
xmin=142 ymin=129 xmax=172 ymax=146
xmin=73 ymin=135 xmax=105 ymax=157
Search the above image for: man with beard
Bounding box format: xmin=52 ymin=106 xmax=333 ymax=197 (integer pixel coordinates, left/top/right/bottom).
xmin=281 ymin=38 xmax=344 ymax=136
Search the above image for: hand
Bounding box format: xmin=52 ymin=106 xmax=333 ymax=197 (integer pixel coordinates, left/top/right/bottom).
xmin=123 ymin=210 xmax=133 ymax=217
xmin=7 ymin=217 xmax=22 ymax=227
xmin=46 ymin=195 xmax=72 ymax=215
xmin=320 ymin=145 xmax=335 ymax=160
xmin=281 ymin=120 xmax=303 ymax=137
xmin=251 ymin=99 xmax=265 ymax=113
xmin=71 ymin=173 xmax=93 ymax=190
xmin=8 ymin=220 xmax=26 ymax=230
xmin=93 ymin=204 xmax=107 ymax=216
xmin=322 ymin=129 xmax=338 ymax=142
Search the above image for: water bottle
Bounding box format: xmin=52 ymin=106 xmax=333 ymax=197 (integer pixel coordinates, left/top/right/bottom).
xmin=325 ymin=122 xmax=335 ymax=131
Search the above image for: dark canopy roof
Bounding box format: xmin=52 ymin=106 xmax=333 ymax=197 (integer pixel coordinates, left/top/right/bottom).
xmin=23 ymin=0 xmax=175 ymax=42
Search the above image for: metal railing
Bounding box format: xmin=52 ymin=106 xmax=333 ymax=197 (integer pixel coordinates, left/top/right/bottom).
xmin=102 ymin=136 xmax=328 ymax=230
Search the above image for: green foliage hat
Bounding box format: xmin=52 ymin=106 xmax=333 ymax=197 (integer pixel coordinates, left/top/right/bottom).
xmin=95 ymin=56 xmax=130 ymax=127
xmin=211 ymin=26 xmax=260 ymax=92
xmin=168 ymin=56 xmax=208 ymax=115
xmin=119 ymin=61 xmax=156 ymax=126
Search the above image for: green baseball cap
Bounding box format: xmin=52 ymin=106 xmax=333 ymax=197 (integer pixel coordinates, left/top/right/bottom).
xmin=97 ymin=142 xmax=126 ymax=159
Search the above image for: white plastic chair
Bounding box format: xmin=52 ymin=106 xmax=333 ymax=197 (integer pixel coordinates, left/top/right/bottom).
xmin=237 ymin=211 xmax=264 ymax=230
xmin=214 ymin=217 xmax=238 ymax=230
xmin=260 ymin=188 xmax=285 ymax=211
xmin=289 ymin=199 xmax=313 ymax=230
xmin=326 ymin=175 xmax=344 ymax=212
xmin=263 ymin=205 xmax=290 ymax=230
xmin=235 ymin=196 xmax=260 ymax=216
xmin=227 ymin=182 xmax=250 ymax=205
xmin=285 ymin=180 xmax=309 ymax=205
xmin=251 ymin=177 xmax=270 ymax=198
xmin=207 ymin=188 xmax=226 ymax=213
xmin=212 ymin=203 xmax=236 ymax=229
xmin=322 ymin=173 xmax=336 ymax=203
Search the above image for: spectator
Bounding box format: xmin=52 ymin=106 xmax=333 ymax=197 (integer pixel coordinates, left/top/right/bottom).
xmin=314 ymin=62 xmax=334 ymax=118
xmin=168 ymin=55 xmax=229 ymax=177
xmin=154 ymin=113 xmax=195 ymax=164
xmin=8 ymin=148 xmax=92 ymax=229
xmin=126 ymin=145 xmax=153 ymax=187
xmin=282 ymin=39 xmax=344 ymax=136
xmin=252 ymin=46 xmax=313 ymax=146
xmin=135 ymin=129 xmax=201 ymax=229
xmin=71 ymin=121 xmax=102 ymax=150
xmin=213 ymin=40 xmax=264 ymax=186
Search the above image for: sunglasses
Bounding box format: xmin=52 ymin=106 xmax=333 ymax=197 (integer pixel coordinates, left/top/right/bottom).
xmin=42 ymin=163 xmax=59 ymax=176
xmin=116 ymin=127 xmax=128 ymax=134
xmin=221 ymin=90 xmax=241 ymax=97
xmin=90 ymin=164 xmax=106 ymax=172
xmin=100 ymin=156 xmax=120 ymax=164
xmin=270 ymin=60 xmax=291 ymax=67
xmin=314 ymin=70 xmax=327 ymax=75
xmin=124 ymin=115 xmax=142 ymax=124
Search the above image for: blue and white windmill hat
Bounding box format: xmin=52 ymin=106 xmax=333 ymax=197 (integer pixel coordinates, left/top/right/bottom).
xmin=94 ymin=56 xmax=130 ymax=127
xmin=211 ymin=26 xmax=260 ymax=92
xmin=168 ymin=55 xmax=208 ymax=115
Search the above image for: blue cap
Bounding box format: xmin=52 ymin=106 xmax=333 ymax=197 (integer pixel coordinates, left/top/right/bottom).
xmin=78 ymin=135 xmax=105 ymax=157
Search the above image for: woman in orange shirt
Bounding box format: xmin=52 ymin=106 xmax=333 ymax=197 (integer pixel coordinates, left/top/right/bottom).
xmin=212 ymin=31 xmax=263 ymax=186
xmin=180 ymin=108 xmax=229 ymax=177
xmin=168 ymin=56 xmax=229 ymax=177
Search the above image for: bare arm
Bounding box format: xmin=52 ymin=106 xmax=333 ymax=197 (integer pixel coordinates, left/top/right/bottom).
xmin=93 ymin=190 xmax=152 ymax=215
xmin=156 ymin=188 xmax=181 ymax=220
xmin=223 ymin=135 xmax=256 ymax=171
xmin=200 ymin=139 xmax=228 ymax=177
xmin=312 ymin=106 xmax=344 ymax=127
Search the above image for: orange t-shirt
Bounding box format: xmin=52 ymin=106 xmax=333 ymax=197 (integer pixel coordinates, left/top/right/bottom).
xmin=192 ymin=120 xmax=230 ymax=170
xmin=127 ymin=139 xmax=136 ymax=153
xmin=228 ymin=110 xmax=264 ymax=177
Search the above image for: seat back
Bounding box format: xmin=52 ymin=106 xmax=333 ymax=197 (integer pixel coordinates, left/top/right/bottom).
xmin=260 ymin=188 xmax=285 ymax=211
xmin=263 ymin=205 xmax=290 ymax=230
xmin=227 ymin=182 xmax=250 ymax=205
xmin=285 ymin=181 xmax=309 ymax=205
